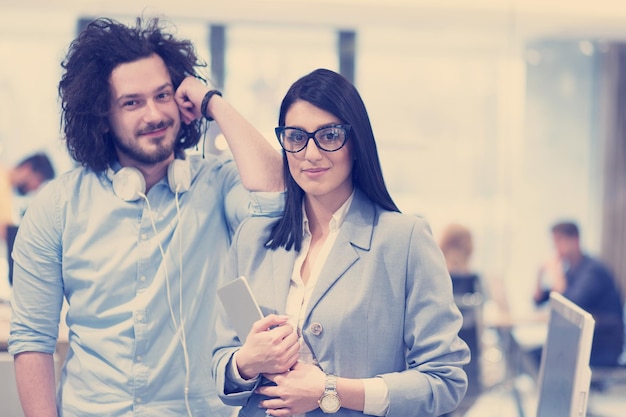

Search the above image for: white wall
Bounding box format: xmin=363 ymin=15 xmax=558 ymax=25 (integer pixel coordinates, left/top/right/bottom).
xmin=0 ymin=9 xmax=76 ymax=173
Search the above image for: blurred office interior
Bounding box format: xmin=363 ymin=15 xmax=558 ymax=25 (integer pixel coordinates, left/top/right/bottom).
xmin=1 ymin=1 xmax=626 ymax=416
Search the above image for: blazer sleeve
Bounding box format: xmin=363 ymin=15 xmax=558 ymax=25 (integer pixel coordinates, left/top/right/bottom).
xmin=211 ymin=216 xmax=266 ymax=406
xmin=382 ymin=217 xmax=470 ymax=417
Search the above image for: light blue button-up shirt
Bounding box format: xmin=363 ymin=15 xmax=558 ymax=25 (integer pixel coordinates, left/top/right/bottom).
xmin=9 ymin=153 xmax=283 ymax=417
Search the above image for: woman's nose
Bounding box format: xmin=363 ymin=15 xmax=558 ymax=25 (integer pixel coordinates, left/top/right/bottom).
xmin=303 ymin=137 xmax=323 ymax=160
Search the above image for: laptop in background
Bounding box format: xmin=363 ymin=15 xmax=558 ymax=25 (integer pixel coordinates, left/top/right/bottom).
xmin=535 ymin=291 xmax=595 ymax=417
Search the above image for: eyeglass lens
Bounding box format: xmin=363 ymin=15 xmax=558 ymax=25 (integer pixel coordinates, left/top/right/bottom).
xmin=279 ymin=126 xmax=348 ymax=152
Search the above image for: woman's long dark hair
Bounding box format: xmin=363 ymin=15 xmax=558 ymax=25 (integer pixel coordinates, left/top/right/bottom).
xmin=266 ymin=68 xmax=399 ymax=251
xmin=58 ymin=17 xmax=206 ymax=171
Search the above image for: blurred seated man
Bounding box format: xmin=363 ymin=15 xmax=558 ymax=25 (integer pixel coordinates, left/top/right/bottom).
xmin=1 ymin=153 xmax=55 ymax=287
xmin=533 ymin=221 xmax=624 ymax=367
xmin=0 ymin=153 xmax=55 ymax=241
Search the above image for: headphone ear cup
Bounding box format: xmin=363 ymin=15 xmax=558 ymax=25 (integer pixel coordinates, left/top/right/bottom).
xmin=110 ymin=167 xmax=146 ymax=201
xmin=167 ymin=158 xmax=191 ymax=193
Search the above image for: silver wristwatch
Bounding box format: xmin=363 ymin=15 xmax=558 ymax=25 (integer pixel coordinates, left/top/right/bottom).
xmin=318 ymin=373 xmax=341 ymax=413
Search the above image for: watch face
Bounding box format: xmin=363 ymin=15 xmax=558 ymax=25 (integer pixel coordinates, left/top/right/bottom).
xmin=320 ymin=393 xmax=341 ymax=413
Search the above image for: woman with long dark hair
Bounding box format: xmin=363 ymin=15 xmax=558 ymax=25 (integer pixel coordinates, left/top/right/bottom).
xmin=213 ymin=69 xmax=469 ymax=417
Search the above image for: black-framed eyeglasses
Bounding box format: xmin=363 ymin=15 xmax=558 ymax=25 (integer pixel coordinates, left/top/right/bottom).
xmin=275 ymin=124 xmax=351 ymax=153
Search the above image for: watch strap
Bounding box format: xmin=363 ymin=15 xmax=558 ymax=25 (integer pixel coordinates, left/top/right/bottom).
xmin=325 ymin=373 xmax=337 ymax=392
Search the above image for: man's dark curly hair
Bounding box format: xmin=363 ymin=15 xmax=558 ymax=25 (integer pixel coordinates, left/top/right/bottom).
xmin=58 ymin=17 xmax=206 ymax=171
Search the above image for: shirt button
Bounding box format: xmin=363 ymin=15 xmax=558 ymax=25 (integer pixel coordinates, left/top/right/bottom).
xmin=309 ymin=322 xmax=323 ymax=336
xmin=136 ymin=314 xmax=144 ymax=322
xmin=141 ymin=233 xmax=148 ymax=240
xmin=136 ymin=397 xmax=142 ymax=404
xmin=136 ymin=355 xmax=142 ymax=362
xmin=139 ymin=276 xmax=146 ymax=282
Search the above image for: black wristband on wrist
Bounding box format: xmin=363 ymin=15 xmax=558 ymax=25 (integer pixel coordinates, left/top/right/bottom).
xmin=200 ymin=89 xmax=223 ymax=121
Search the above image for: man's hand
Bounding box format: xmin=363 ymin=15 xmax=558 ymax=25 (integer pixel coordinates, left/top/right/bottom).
xmin=174 ymin=76 xmax=211 ymax=124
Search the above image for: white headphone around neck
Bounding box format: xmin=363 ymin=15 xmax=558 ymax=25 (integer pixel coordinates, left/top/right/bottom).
xmin=107 ymin=158 xmax=191 ymax=202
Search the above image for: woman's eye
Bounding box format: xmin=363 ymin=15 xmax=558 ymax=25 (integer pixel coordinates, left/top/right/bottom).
xmin=288 ymin=132 xmax=307 ymax=142
xmin=320 ymin=130 xmax=341 ymax=141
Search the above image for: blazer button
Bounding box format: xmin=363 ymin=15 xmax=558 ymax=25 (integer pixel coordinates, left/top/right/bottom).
xmin=309 ymin=322 xmax=323 ymax=335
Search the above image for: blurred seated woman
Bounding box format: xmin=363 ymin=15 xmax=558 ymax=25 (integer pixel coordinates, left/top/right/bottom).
xmin=439 ymin=223 xmax=483 ymax=403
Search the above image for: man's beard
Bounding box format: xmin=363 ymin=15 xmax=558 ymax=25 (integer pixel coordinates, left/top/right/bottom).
xmin=114 ymin=120 xmax=178 ymax=164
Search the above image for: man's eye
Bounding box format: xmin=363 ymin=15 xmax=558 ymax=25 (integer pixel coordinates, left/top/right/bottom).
xmin=123 ymin=100 xmax=139 ymax=108
xmin=157 ymin=92 xmax=172 ymax=101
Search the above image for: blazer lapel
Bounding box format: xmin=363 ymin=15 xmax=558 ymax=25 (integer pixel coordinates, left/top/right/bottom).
xmin=269 ymin=244 xmax=298 ymax=313
xmin=306 ymin=189 xmax=375 ymax=315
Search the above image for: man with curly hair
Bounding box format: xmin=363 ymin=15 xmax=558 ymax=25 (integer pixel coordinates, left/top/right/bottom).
xmin=8 ymin=17 xmax=283 ymax=417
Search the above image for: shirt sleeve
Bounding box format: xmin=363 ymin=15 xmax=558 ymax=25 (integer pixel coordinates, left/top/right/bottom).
xmin=363 ymin=377 xmax=390 ymax=416
xmin=217 ymin=155 xmax=284 ymax=235
xmin=249 ymin=191 xmax=286 ymax=218
xmin=8 ymin=181 xmax=64 ymax=356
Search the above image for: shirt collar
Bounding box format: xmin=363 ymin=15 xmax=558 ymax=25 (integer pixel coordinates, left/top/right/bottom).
xmin=302 ymin=191 xmax=355 ymax=235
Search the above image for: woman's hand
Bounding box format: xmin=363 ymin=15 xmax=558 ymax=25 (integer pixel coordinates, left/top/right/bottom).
xmin=257 ymin=362 xmax=326 ymax=417
xmin=235 ymin=314 xmax=300 ymax=380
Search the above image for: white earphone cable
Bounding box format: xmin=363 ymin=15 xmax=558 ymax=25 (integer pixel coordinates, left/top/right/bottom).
xmin=175 ymin=188 xmax=193 ymax=417
xmin=140 ymin=191 xmax=193 ymax=417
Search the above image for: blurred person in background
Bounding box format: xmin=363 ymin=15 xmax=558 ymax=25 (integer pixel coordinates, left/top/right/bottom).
xmin=0 ymin=152 xmax=55 ymax=241
xmin=439 ymin=223 xmax=484 ymax=414
xmin=533 ymin=221 xmax=624 ymax=367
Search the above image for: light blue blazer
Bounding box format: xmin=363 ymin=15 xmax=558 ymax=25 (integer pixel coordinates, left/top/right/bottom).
xmin=212 ymin=189 xmax=470 ymax=417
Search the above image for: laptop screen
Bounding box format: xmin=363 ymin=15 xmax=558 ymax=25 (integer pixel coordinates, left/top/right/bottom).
xmin=536 ymin=292 xmax=595 ymax=417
